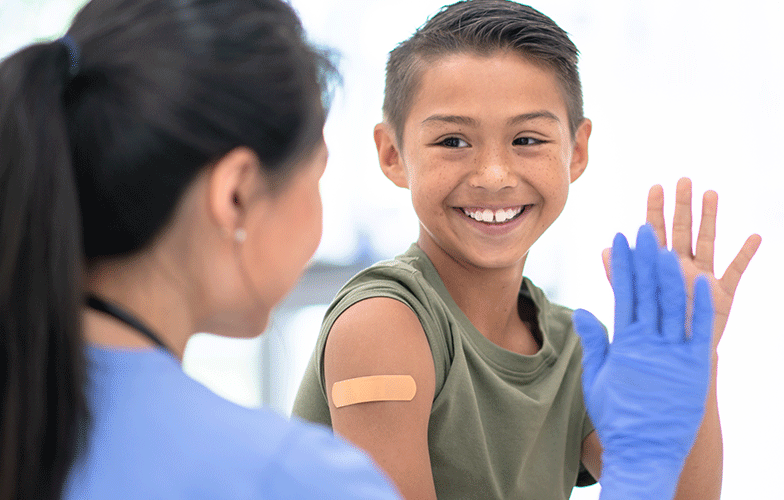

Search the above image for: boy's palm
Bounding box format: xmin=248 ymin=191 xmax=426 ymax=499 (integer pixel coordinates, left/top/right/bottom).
xmin=603 ymin=177 xmax=761 ymax=351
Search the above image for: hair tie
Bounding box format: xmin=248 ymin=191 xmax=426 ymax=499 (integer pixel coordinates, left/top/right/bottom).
xmin=58 ymin=34 xmax=81 ymax=77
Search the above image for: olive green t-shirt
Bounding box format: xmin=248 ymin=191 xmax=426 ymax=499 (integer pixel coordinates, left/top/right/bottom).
xmin=293 ymin=244 xmax=596 ymax=499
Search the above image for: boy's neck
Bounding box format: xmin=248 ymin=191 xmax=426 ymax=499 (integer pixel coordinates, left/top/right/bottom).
xmin=418 ymin=237 xmax=540 ymax=356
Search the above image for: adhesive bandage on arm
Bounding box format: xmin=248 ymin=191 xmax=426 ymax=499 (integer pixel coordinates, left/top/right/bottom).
xmin=331 ymin=375 xmax=417 ymax=408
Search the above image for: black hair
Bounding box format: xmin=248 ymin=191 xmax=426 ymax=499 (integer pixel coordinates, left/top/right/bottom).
xmin=0 ymin=0 xmax=335 ymax=497
xmin=383 ymin=0 xmax=583 ymax=145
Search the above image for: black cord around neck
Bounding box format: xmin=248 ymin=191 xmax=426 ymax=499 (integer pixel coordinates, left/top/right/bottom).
xmin=86 ymin=295 xmax=173 ymax=356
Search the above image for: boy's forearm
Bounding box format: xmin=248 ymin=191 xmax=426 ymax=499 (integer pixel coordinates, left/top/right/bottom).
xmin=673 ymin=359 xmax=723 ymax=500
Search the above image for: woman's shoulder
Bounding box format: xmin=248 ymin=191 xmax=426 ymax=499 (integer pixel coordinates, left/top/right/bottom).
xmin=186 ymin=402 xmax=400 ymax=499
xmin=73 ymin=346 xmax=400 ymax=499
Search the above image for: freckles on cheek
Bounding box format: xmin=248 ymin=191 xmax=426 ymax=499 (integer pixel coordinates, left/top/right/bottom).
xmin=548 ymin=152 xmax=573 ymax=183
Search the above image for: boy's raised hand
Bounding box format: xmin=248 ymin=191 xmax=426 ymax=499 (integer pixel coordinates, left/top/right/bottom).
xmin=603 ymin=177 xmax=761 ymax=351
xmin=646 ymin=178 xmax=761 ymax=350
xmin=574 ymin=225 xmax=714 ymax=500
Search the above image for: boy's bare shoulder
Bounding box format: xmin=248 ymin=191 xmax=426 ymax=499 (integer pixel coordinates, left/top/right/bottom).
xmin=328 ymin=296 xmax=428 ymax=365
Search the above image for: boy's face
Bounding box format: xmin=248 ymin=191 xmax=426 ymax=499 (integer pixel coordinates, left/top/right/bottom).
xmin=375 ymin=51 xmax=591 ymax=271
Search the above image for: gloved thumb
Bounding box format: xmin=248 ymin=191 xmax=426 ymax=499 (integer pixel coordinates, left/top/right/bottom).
xmin=572 ymin=308 xmax=609 ymax=392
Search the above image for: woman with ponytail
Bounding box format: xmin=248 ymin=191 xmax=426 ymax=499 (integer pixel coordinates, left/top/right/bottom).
xmin=0 ymin=0 xmax=400 ymax=498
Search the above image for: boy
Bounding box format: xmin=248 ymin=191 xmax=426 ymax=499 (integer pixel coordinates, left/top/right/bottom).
xmin=293 ymin=1 xmax=760 ymax=498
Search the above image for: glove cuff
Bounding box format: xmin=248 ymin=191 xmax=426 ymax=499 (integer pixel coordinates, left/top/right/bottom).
xmin=599 ymin=456 xmax=685 ymax=500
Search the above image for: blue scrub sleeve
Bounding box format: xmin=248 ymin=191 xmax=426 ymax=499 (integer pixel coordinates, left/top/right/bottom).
xmin=270 ymin=421 xmax=402 ymax=499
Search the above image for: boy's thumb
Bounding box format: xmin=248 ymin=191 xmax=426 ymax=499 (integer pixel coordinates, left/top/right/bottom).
xmin=572 ymin=308 xmax=609 ymax=391
xmin=601 ymin=247 xmax=611 ymax=284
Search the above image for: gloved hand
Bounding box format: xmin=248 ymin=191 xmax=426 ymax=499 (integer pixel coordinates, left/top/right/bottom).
xmin=573 ymin=224 xmax=714 ymax=500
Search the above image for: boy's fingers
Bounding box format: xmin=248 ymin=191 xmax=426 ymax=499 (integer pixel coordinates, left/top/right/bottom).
xmin=694 ymin=190 xmax=718 ymax=273
xmin=672 ymin=177 xmax=694 ymax=257
xmin=602 ymin=247 xmax=611 ymax=284
xmin=611 ymin=233 xmax=633 ymax=332
xmin=657 ymin=249 xmax=687 ymax=343
xmin=690 ymin=276 xmax=714 ymax=351
xmin=572 ymin=308 xmax=608 ymax=391
xmin=646 ymin=184 xmax=667 ymax=247
xmin=633 ymin=225 xmax=659 ymax=326
xmin=720 ymin=234 xmax=762 ymax=296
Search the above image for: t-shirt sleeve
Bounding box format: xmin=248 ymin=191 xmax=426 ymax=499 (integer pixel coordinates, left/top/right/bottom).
xmin=270 ymin=422 xmax=402 ymax=499
xmin=574 ymin=315 xmax=600 ymax=488
xmin=582 ymin=411 xmax=595 ymax=441
xmin=314 ymin=268 xmax=452 ymax=403
xmin=576 ymin=339 xmax=599 ymax=487
xmin=292 ymin=263 xmax=451 ymax=425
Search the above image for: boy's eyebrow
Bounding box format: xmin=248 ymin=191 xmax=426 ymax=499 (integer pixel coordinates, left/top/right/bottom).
xmin=421 ymin=114 xmax=479 ymax=127
xmin=507 ymin=111 xmax=561 ymax=126
xmin=421 ymin=111 xmax=560 ymax=127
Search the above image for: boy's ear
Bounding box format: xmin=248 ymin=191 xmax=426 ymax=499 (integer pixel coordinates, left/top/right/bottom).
xmin=207 ymin=146 xmax=267 ymax=237
xmin=374 ymin=122 xmax=409 ymax=189
xmin=569 ymin=118 xmax=592 ymax=183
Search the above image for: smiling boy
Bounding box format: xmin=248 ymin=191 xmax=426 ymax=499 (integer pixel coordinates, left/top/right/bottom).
xmin=292 ymin=1 xmax=759 ymax=499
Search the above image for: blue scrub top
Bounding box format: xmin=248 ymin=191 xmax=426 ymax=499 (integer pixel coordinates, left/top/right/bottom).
xmin=63 ymin=345 xmax=400 ymax=499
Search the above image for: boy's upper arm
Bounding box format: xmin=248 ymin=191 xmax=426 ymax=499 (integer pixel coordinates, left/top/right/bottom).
xmin=580 ymin=430 xmax=602 ymax=483
xmin=324 ymin=296 xmax=437 ymax=500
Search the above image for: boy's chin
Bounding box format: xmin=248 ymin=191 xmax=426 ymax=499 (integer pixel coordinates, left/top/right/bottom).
xmin=443 ymin=243 xmax=530 ymax=271
xmin=464 ymin=251 xmax=529 ymax=271
xmin=458 ymin=237 xmax=534 ymax=269
xmin=420 ymin=230 xmax=532 ymax=271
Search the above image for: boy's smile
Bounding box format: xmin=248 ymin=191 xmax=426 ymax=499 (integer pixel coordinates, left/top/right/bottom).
xmin=460 ymin=205 xmax=528 ymax=224
xmin=376 ymin=51 xmax=590 ymax=273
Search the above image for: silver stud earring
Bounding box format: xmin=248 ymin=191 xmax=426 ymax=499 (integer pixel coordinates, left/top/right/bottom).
xmin=234 ymin=228 xmax=247 ymax=243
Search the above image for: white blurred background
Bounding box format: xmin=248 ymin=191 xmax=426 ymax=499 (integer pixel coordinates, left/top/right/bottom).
xmin=3 ymin=1 xmax=782 ymax=498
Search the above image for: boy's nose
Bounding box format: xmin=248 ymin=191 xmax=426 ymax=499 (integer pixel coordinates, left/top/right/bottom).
xmin=467 ymin=155 xmax=518 ymax=192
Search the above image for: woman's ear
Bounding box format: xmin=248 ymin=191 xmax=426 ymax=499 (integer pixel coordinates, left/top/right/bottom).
xmin=374 ymin=122 xmax=409 ymax=189
xmin=569 ymin=118 xmax=592 ymax=183
xmin=207 ymin=147 xmax=267 ymax=237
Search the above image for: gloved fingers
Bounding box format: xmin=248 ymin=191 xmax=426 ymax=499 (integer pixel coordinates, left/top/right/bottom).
xmin=657 ymin=248 xmax=687 ymax=343
xmin=572 ymin=308 xmax=609 ymax=392
xmin=611 ymin=232 xmax=633 ymax=333
xmin=690 ymin=275 xmax=714 ymax=349
xmin=632 ymin=224 xmax=659 ymax=328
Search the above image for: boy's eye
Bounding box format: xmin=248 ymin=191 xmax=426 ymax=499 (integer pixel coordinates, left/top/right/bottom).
xmin=513 ymin=137 xmax=543 ymax=146
xmin=439 ymin=137 xmax=469 ymax=148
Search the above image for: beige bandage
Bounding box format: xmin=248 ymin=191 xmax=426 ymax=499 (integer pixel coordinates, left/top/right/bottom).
xmin=331 ymin=375 xmax=417 ymax=408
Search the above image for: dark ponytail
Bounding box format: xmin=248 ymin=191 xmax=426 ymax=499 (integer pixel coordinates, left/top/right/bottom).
xmin=1 ymin=0 xmax=335 ymax=498
xmin=0 ymin=41 xmax=87 ymax=499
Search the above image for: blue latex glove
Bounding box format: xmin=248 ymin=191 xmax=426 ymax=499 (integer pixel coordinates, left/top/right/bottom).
xmin=573 ymin=224 xmax=714 ymax=500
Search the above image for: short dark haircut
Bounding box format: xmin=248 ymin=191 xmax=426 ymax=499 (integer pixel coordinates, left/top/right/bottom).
xmin=383 ymin=0 xmax=583 ymax=144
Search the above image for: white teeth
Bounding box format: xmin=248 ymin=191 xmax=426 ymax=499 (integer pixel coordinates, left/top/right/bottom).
xmin=481 ymin=209 xmax=493 ymax=222
xmin=463 ymin=206 xmax=524 ymax=224
xmin=496 ymin=209 xmax=512 ymax=223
